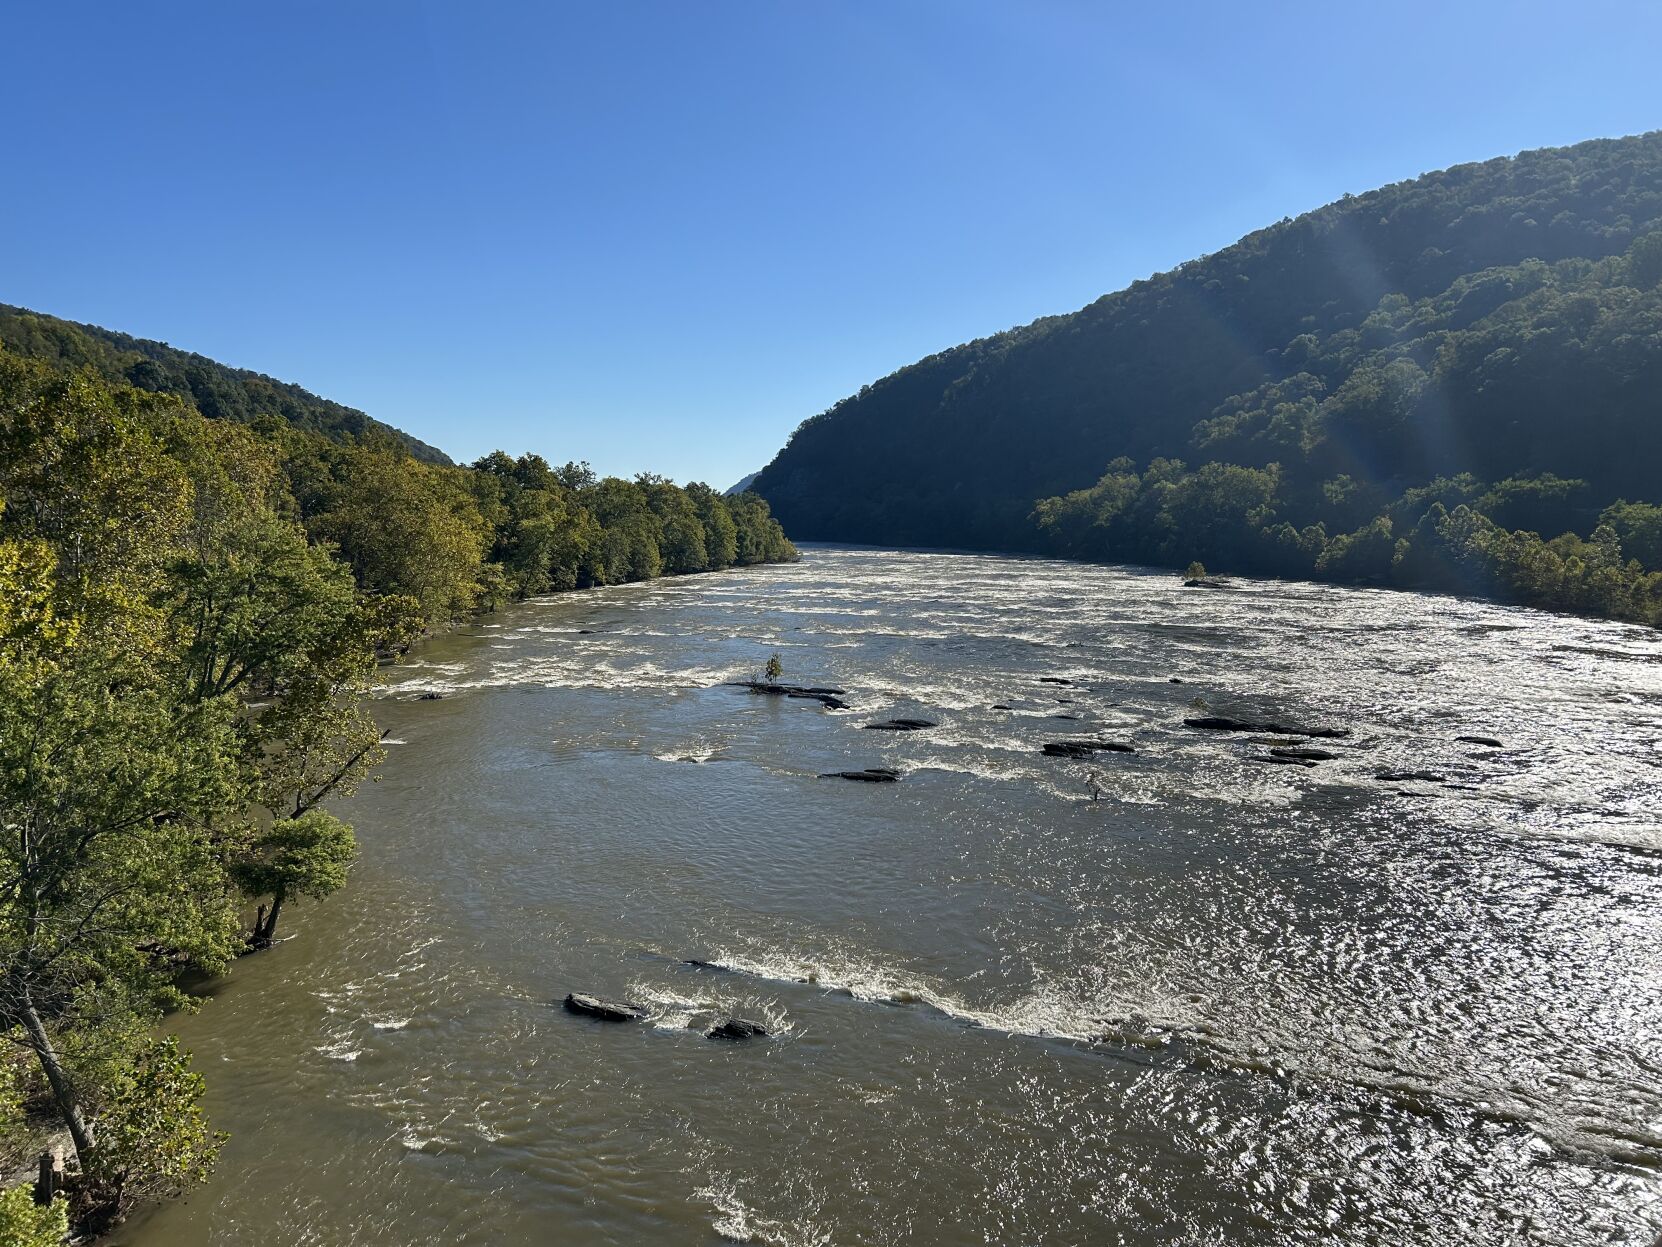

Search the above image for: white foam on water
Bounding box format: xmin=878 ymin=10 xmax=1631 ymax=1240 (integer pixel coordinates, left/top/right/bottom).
xmin=628 ymin=980 xmax=793 ymax=1036
xmin=315 ymin=1039 xmax=361 ymax=1062
xmin=696 ymin=1176 xmax=831 ymax=1247
xmin=700 ymin=939 xmax=1662 ymax=1169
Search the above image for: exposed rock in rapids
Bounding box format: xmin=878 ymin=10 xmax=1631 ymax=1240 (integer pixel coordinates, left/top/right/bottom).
xmin=708 ymin=1018 xmax=769 ymax=1041
xmin=1168 ymin=677 xmax=1185 ymax=684
xmin=727 ymin=681 xmax=849 ymax=710
xmin=991 ymin=704 xmax=1013 ymax=710
xmin=683 ymin=959 xmax=731 ymax=973
xmin=416 ymin=692 xmax=444 ymax=701
xmin=1042 ymin=740 xmax=1136 ymax=759
xmin=820 ymin=768 xmax=901 ymax=782
xmin=1456 ymin=735 xmax=1503 ymax=747
xmin=1183 ymin=577 xmax=1233 ymax=589
xmin=563 ymin=993 xmax=648 ymax=1022
xmin=1270 ymin=746 xmax=1338 ymax=761
xmin=863 ymin=718 xmax=937 ymax=731
xmin=1184 ymin=715 xmax=1349 ymax=738
xmin=1376 ymin=770 xmax=1447 ymax=783
xmin=1248 ymin=754 xmax=1317 ymax=768
xmin=1038 ymin=676 xmax=1073 ymax=685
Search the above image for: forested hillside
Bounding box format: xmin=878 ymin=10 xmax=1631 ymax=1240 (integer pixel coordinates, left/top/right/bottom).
xmin=752 ymin=132 xmax=1662 ymax=622
xmin=0 ymin=327 xmax=793 ymax=1234
xmin=0 ymin=304 xmax=453 ymax=464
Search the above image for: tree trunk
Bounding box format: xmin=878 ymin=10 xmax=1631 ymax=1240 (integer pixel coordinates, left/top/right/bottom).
xmin=258 ymin=890 xmax=285 ymax=944
xmin=16 ymin=993 xmax=95 ymax=1166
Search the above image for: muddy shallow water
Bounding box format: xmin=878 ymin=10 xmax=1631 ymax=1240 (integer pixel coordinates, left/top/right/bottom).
xmin=121 ymin=546 xmax=1662 ymax=1245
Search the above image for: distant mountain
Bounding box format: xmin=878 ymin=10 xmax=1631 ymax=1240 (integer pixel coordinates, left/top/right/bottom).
xmin=726 ymin=471 xmax=759 ymax=496
xmin=752 ymin=133 xmax=1662 ymax=561
xmin=0 ymin=304 xmax=452 ymax=464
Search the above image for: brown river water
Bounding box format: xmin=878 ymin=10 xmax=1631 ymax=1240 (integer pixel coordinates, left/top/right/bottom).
xmin=119 ymin=546 xmax=1662 ymax=1245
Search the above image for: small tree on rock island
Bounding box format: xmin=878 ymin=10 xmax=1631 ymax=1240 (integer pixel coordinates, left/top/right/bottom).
xmin=1184 ymin=561 xmax=1207 ymax=580
xmin=233 ymin=810 xmax=357 ymax=947
xmin=763 ymin=652 xmax=783 ymax=681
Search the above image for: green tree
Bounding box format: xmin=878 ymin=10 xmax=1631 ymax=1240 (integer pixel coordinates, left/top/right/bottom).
xmin=0 ymin=1184 xmax=68 ymax=1246
xmin=307 ymin=450 xmax=488 ymax=625
xmin=78 ymin=1037 xmax=224 ymax=1224
xmin=0 ymin=641 xmax=244 ymax=1169
xmin=231 ymin=811 xmax=357 ymax=947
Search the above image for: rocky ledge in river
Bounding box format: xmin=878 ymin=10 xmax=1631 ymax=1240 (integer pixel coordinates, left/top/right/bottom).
xmin=1456 ymin=734 xmax=1503 ymax=747
xmin=1376 ymin=769 xmax=1448 ymax=783
xmin=727 ymin=680 xmax=849 ymax=710
xmin=1042 ymin=739 xmax=1136 ymax=759
xmin=1270 ymin=745 xmax=1338 ymax=761
xmin=820 ymin=767 xmax=901 ymax=782
xmin=1183 ymin=577 xmax=1234 ymax=589
xmin=1248 ymin=754 xmax=1317 ymax=768
xmin=708 ymin=1018 xmax=769 ymax=1041
xmin=863 ymin=718 xmax=937 ymax=731
xmin=563 ymin=993 xmax=649 ymax=1022
xmin=1184 ymin=715 xmax=1350 ymax=739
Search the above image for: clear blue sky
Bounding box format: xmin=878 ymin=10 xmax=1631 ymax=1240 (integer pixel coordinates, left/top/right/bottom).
xmin=3 ymin=3 xmax=1658 ymax=487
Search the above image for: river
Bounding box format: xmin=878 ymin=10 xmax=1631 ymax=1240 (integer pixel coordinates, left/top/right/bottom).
xmin=119 ymin=546 xmax=1662 ymax=1245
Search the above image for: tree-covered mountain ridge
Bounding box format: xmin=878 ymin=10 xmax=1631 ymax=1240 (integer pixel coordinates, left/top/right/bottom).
xmin=752 ymin=131 xmax=1662 ymax=624
xmin=0 ymin=303 xmax=453 ymax=464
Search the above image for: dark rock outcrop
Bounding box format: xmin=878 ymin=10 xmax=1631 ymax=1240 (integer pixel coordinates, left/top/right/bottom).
xmin=1042 ymin=739 xmax=1136 ymax=759
xmin=820 ymin=768 xmax=901 ymax=782
xmin=1456 ymin=735 xmax=1503 ymax=747
xmin=1038 ymin=676 xmax=1073 ymax=685
xmin=1184 ymin=715 xmax=1349 ymax=739
xmin=416 ymin=692 xmax=444 ymax=701
xmin=1183 ymin=577 xmax=1233 ymax=589
xmin=991 ymin=703 xmax=1013 ymax=710
xmin=563 ymin=993 xmax=648 ymax=1022
xmin=1270 ymin=746 xmax=1338 ymax=761
xmin=708 ymin=1018 xmax=769 ymax=1041
xmin=1376 ymin=770 xmax=1447 ymax=783
xmin=683 ymin=959 xmax=730 ymax=973
xmin=729 ymin=681 xmax=849 ymax=710
xmin=1248 ymin=754 xmax=1317 ymax=768
xmin=863 ymin=718 xmax=937 ymax=731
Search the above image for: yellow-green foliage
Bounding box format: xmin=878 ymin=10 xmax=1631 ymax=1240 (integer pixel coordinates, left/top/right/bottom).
xmin=0 ymin=1185 xmax=68 ymax=1246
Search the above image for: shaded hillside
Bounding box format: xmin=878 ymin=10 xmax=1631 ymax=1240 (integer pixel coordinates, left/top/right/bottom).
xmin=753 ymin=133 xmax=1662 ymax=552
xmin=0 ymin=303 xmax=453 ymax=464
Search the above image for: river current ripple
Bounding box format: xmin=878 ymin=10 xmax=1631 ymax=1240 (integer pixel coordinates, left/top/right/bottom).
xmin=123 ymin=546 xmax=1662 ymax=1245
